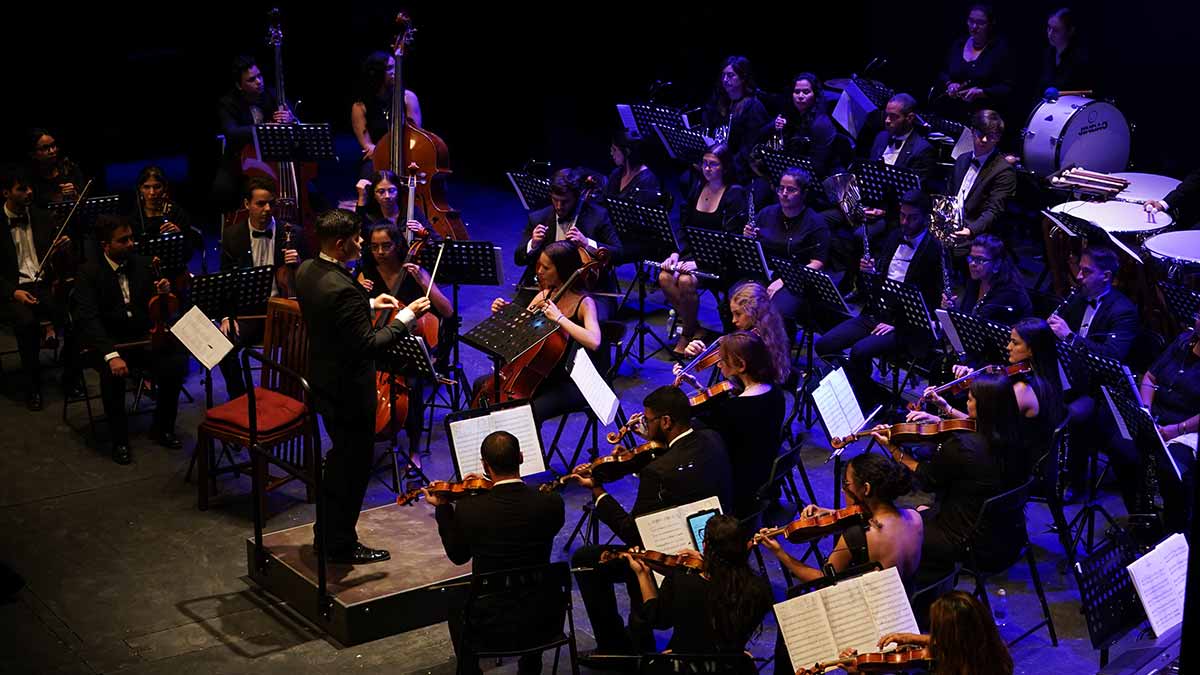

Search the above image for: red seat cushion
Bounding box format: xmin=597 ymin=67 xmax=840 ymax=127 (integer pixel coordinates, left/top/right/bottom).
xmin=204 ymin=387 xmax=306 ymax=436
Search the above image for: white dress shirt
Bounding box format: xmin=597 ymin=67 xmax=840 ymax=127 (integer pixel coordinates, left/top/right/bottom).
xmin=887 ymin=230 xmax=926 ymax=282
xmin=103 ymin=253 xmax=134 ymax=362
xmin=955 ymin=149 xmax=996 ymax=207
xmin=881 ymin=131 xmax=912 ymax=166
xmin=5 ymin=205 xmax=41 ymax=284
xmin=1078 ymin=289 xmax=1110 ymax=338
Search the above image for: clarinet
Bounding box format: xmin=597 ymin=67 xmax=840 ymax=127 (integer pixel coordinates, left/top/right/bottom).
xmin=1049 ymin=285 xmax=1082 ymax=318
xmin=746 ymin=192 xmax=758 ymax=238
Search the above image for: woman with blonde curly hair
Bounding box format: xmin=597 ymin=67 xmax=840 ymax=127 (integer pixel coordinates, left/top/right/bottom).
xmin=681 ymin=281 xmax=791 ymax=385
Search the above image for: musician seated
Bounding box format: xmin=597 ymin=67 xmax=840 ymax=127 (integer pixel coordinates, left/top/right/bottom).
xmin=479 ymin=241 xmax=602 ymax=424
xmin=354 ymin=169 xmax=433 ymax=235
xmin=516 ymin=168 xmax=620 ymax=306
xmin=682 ymin=281 xmax=793 ymax=387
xmin=845 ymin=591 xmax=1012 ymax=675
xmin=351 ymin=50 xmax=422 ymax=178
xmin=622 ymin=514 xmax=772 ymax=655
xmin=747 ymin=167 xmax=830 ymax=333
xmin=879 ymin=373 xmax=1031 ymax=578
xmin=213 ymin=55 xmax=295 ymax=209
xmin=869 ymin=94 xmax=938 ymax=185
xmin=424 ymin=431 xmax=565 ymax=675
xmin=1 ymin=165 xmax=71 ymax=410
xmin=217 ymin=176 xmax=305 ymax=401
xmin=703 ymin=56 xmax=769 ymax=182
xmin=358 ymin=222 xmax=453 ymax=467
xmin=72 ymin=216 xmax=189 ymax=465
xmin=814 ymin=190 xmax=944 ymax=411
xmin=687 ymin=331 xmax=785 ymax=520
xmin=940 ymin=234 xmax=1031 ymax=324
xmin=1046 ymin=246 xmax=1138 ymax=362
xmin=1135 ymin=314 xmax=1200 ymax=532
xmin=945 ymin=110 xmax=1016 ymax=257
xmin=758 ymin=73 xmax=843 ymax=178
xmin=1145 ymin=167 xmax=1200 ymax=229
xmin=659 ymin=143 xmax=748 ymax=353
xmin=603 ymin=131 xmax=668 ymax=208
xmin=130 ymin=165 xmax=202 ymax=254
xmin=570 ymin=386 xmax=733 ymax=658
xmin=26 ymin=128 xmax=87 ymax=207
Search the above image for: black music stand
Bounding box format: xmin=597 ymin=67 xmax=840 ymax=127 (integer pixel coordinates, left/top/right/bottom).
xmin=1106 ymin=387 xmax=1182 ymax=507
xmin=252 ymin=123 xmax=337 ymax=162
xmin=652 ymin=123 xmax=708 ymax=165
xmin=506 ymin=171 xmax=552 ymax=211
xmin=1160 ymin=282 xmax=1200 ymax=334
xmin=851 ymin=160 xmax=922 ymax=208
xmin=461 ymin=299 xmax=559 ymax=406
xmin=941 ymin=309 xmax=1011 ymax=365
xmin=133 ymin=233 xmax=189 ymax=276
xmin=758 ymin=149 xmax=818 ymax=184
xmin=414 ymin=240 xmax=505 ymax=410
xmin=372 ymin=333 xmax=439 ymax=492
xmin=607 ymin=198 xmax=678 ymax=363
xmin=1073 ymin=534 xmax=1146 ymax=668
xmin=685 ymin=227 xmax=770 ymax=331
xmin=617 ymin=103 xmax=687 ymax=139
xmin=870 ymin=275 xmax=939 ymax=405
xmin=48 ymin=194 xmax=122 ymax=236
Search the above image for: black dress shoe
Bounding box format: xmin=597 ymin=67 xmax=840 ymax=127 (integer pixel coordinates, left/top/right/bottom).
xmin=577 ymin=651 xmax=639 ymax=671
xmin=149 ymin=431 xmax=183 ymax=450
xmin=62 ymin=379 xmax=86 ymax=399
xmin=112 ymin=444 xmax=132 ymax=465
xmin=326 ymin=544 xmax=391 ymax=565
xmin=25 ymin=392 xmax=43 ymax=412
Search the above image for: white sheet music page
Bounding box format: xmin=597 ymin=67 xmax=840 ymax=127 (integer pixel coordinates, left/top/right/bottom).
xmin=822 ymin=578 xmax=879 ymax=656
xmin=774 ymin=592 xmax=837 ymax=671
xmin=635 ymin=496 xmax=722 ymax=584
xmin=860 ymin=567 xmax=920 ymax=639
xmin=815 ymin=368 xmax=865 ymax=441
xmin=569 ymin=349 xmax=619 ymax=425
xmin=447 ymin=416 xmax=490 ymax=478
xmin=1127 ymin=532 xmax=1189 ymax=637
xmin=169 ymin=305 xmax=234 ymax=371
xmin=935 ymin=309 xmax=965 ymax=355
xmin=448 ymin=405 xmax=547 ymax=479
xmin=1100 ymin=387 xmax=1133 ymax=442
xmin=616 ymin=104 xmax=639 ymax=136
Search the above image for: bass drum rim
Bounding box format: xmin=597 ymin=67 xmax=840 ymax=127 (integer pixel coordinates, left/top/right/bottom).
xmin=1022 ymin=96 xmax=1130 ymax=176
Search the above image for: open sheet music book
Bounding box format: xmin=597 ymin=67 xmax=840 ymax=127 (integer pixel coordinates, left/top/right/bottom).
xmin=635 ymin=496 xmax=723 ymax=584
xmin=774 ymin=567 xmax=919 ymax=671
xmin=1127 ymin=532 xmax=1189 ymax=637
xmin=812 ymin=368 xmax=866 ymax=442
xmin=447 ymin=404 xmax=547 ymax=479
xmin=170 ymin=305 xmax=234 ymax=371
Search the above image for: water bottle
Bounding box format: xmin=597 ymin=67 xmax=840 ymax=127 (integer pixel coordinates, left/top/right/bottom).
xmin=667 ymin=309 xmax=678 ymax=340
xmin=993 ymin=588 xmax=1008 ymax=627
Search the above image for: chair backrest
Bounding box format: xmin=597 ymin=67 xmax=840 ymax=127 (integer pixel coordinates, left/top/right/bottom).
xmin=260 ymin=298 xmax=308 ymax=398
xmin=755 ymin=444 xmax=798 ymax=502
xmin=967 ymin=477 xmax=1034 ymax=548
xmin=464 ymin=561 xmax=572 ymax=652
xmin=638 ymin=652 xmax=757 ymax=675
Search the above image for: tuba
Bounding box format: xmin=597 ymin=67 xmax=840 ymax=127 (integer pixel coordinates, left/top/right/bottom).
xmin=823 ymin=173 xmax=868 ymax=259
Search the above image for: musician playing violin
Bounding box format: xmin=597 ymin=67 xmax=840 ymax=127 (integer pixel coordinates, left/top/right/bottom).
xmin=681 ymin=281 xmax=792 ymax=387
xmin=26 ymin=128 xmax=87 ymax=207
xmin=424 ymin=431 xmax=564 ymax=675
xmin=570 ymin=386 xmax=733 ymax=657
xmin=72 ymin=217 xmax=188 ymax=465
xmin=0 ymin=166 xmax=72 ymax=411
xmin=620 ymin=514 xmax=772 ymax=656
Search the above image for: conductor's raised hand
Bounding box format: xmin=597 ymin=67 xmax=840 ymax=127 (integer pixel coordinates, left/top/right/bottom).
xmin=374 ymin=293 xmax=401 ymax=311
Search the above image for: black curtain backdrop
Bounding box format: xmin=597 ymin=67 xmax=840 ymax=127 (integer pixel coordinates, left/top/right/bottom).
xmin=5 ymin=1 xmax=1195 ymax=205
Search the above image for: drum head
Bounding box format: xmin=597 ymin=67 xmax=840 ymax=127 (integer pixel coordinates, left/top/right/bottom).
xmin=1144 ymin=231 xmax=1200 ymax=263
xmin=1050 ymin=200 xmax=1171 ymax=234
xmin=1023 ymin=96 xmax=1130 ymax=176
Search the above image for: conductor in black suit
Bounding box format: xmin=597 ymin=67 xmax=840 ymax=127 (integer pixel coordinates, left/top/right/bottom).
xmin=514 ymin=168 xmax=620 ymax=302
xmin=570 ymin=385 xmax=733 ymax=659
xmin=216 ymin=176 xmax=305 ymax=400
xmin=946 ymin=110 xmax=1016 ymax=255
xmin=72 ymin=216 xmax=189 ymax=465
xmin=295 ymin=209 xmax=432 ymax=565
xmin=426 ymin=431 xmax=565 ymax=675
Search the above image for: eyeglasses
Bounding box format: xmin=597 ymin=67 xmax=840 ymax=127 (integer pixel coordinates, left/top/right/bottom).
xmin=701 ymin=161 xmax=721 ymax=169
xmin=967 ymin=18 xmax=989 ymax=27
xmin=370 ymin=242 xmax=396 ymax=252
xmin=776 ymin=186 xmax=801 ymax=195
xmin=374 ymin=187 xmax=399 ymax=196
xmin=35 ymin=142 xmax=57 ymax=152
xmin=966 ymin=255 xmax=993 ymax=265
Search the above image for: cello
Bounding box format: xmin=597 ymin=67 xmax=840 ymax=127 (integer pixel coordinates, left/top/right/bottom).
xmin=372 ymin=11 xmax=469 ymax=240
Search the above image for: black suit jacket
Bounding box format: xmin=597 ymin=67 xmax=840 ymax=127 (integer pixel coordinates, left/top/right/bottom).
xmin=434 ymin=481 xmax=565 ymax=575
xmin=1058 ymin=288 xmax=1139 ymax=362
xmin=514 ymin=202 xmax=620 ymax=288
xmin=948 ymin=152 xmax=1016 ymax=239
xmin=217 ymin=88 xmax=282 ymax=159
xmin=1164 ymin=168 xmax=1200 ymax=229
xmin=0 ymin=207 xmax=57 ymax=300
xmin=294 ymin=257 xmax=411 ymax=419
xmin=867 ymin=131 xmax=937 ymax=185
xmin=594 ymin=428 xmax=733 ymax=546
xmin=220 ymin=220 xmax=306 ymax=271
xmin=870 ymin=230 xmax=945 ymax=323
xmin=72 ymin=254 xmax=159 ymax=356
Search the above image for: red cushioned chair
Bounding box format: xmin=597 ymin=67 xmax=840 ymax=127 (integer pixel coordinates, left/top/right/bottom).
xmin=195 ymin=298 xmax=314 ymax=511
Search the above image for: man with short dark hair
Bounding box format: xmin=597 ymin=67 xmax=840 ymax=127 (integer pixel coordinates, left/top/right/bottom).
xmin=570 ymin=385 xmax=732 ymax=659
xmin=72 ymin=216 xmax=189 ymax=464
xmin=426 ymin=430 xmax=565 ymax=675
xmin=946 ymin=109 xmax=1016 ymax=252
xmin=515 ymin=168 xmax=620 ymax=293
xmin=868 ymin=93 xmax=937 ymax=183
xmin=295 ymin=208 xmax=431 ymax=564
xmin=1046 ymin=245 xmax=1138 ymax=362
xmin=213 ymin=56 xmax=296 ymax=209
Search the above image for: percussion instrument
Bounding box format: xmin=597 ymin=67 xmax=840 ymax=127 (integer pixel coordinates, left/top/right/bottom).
xmin=1023 ymin=95 xmax=1130 ymax=176
xmin=1049 ymin=201 xmax=1170 ymax=239
xmin=1144 ymin=231 xmax=1200 ymax=284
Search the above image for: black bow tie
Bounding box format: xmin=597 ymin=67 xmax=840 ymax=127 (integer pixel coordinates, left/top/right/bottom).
xmin=251 ymin=228 xmax=273 ymax=239
xmin=900 ymin=238 xmax=917 ymax=248
xmin=1086 ymin=297 xmax=1100 ymax=308
xmin=888 ymin=137 xmax=905 ymax=149
xmin=971 ymin=157 xmax=984 ymax=169
xmin=8 ymin=214 xmax=28 ymax=227
xmin=114 ymin=262 xmax=128 ymax=275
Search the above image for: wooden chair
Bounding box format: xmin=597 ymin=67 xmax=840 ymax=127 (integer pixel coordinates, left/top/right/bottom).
xmin=194 ymin=298 xmax=314 ymax=512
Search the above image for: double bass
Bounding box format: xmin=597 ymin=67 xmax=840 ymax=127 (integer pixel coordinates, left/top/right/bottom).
xmin=373 ymin=12 xmax=469 ymax=240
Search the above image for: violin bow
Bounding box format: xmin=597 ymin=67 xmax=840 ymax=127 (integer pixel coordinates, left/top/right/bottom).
xmin=33 ymin=178 xmax=93 ymax=283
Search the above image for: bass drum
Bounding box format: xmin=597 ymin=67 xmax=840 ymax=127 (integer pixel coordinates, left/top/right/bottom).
xmin=1144 ymin=231 xmax=1200 ymax=286
xmin=1023 ymin=96 xmax=1130 ymax=176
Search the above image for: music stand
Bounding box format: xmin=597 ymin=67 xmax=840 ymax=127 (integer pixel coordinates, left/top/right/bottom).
xmin=461 ymin=299 xmax=560 ymax=406
xmin=616 ymin=103 xmax=687 ymax=138
xmin=876 ymin=277 xmax=937 ymax=340
xmin=1058 ymin=340 xmax=1140 ymax=403
xmin=1073 ymin=534 xmax=1146 ymax=668
xmin=1160 ymin=282 xmax=1200 ymax=333
xmin=47 ymin=194 xmax=122 ymax=235
xmin=851 ymin=160 xmax=922 ymax=208
xmin=608 ymin=198 xmax=678 ymax=363
xmin=652 ymin=123 xmax=708 ymax=165
xmin=134 ymin=233 xmax=189 ymax=277
xmin=684 ymin=227 xmax=771 ymax=286
xmin=757 ymin=149 xmax=818 ymax=184
xmin=372 ymin=334 xmax=439 ymax=492
xmin=941 ymin=309 xmax=1011 ymax=365
xmin=506 ymin=171 xmax=552 ymax=212
xmin=252 ymin=123 xmax=337 ymax=162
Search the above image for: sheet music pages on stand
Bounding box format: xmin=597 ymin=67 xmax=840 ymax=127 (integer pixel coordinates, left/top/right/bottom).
xmin=1126 ymin=532 xmax=1189 ymax=637
xmin=569 ymin=349 xmax=619 ymax=425
xmin=812 ymin=368 xmax=866 ymax=442
xmin=447 ymin=405 xmax=547 ymax=479
xmin=935 ymin=309 xmax=965 ymax=355
xmin=169 ymin=306 xmax=234 ymax=371
xmin=774 ymin=567 xmax=919 ymax=670
xmin=635 ymin=496 xmax=723 ymax=584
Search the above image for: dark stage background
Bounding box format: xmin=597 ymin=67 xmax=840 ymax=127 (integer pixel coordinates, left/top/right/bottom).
xmin=5 ymin=1 xmax=1196 ymax=207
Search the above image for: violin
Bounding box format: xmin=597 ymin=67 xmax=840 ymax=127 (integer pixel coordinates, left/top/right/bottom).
xmin=396 ymin=477 xmax=493 ymax=506
xmin=539 ymin=414 xmax=668 ymax=491
xmin=830 ymin=419 xmax=976 ymax=450
xmin=686 ymin=380 xmax=736 ymax=407
xmin=751 ymin=505 xmax=865 ymax=548
xmin=147 ymin=256 xmax=179 ymax=351
xmin=796 ymin=647 xmax=933 ymax=674
xmin=909 ymin=362 xmax=1031 ymax=411
xmin=598 ymin=548 xmax=705 ymax=574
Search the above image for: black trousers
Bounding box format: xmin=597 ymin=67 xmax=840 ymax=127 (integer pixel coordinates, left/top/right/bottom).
xmin=1 ymin=283 xmax=64 ymax=390
xmin=569 ymin=545 xmax=653 ymax=654
xmin=316 ymin=400 xmax=377 ymax=553
xmin=447 ymin=604 xmax=544 ymax=675
xmin=217 ymin=320 xmax=265 ymax=401
xmin=814 ymin=314 xmax=898 ymax=410
xmin=93 ymin=342 xmax=188 ymax=446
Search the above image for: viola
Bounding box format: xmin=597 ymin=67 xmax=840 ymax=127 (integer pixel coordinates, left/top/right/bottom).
xmin=796 ymin=647 xmax=933 ymax=674
xmin=751 ymin=505 xmax=865 ymax=548
xmin=830 ymin=419 xmax=976 ymax=450
xmin=147 ymin=256 xmax=180 ymax=351
xmin=396 ymin=477 xmax=493 ymax=506
xmin=908 ymin=361 xmax=1032 ymax=411
xmin=598 ymin=548 xmax=704 ymax=574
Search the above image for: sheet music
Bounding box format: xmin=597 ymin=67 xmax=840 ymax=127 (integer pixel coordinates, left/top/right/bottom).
xmin=936 ymin=309 xmax=965 ymax=355
xmin=616 ymin=104 xmax=638 ymax=136
xmin=635 ymin=496 xmax=722 ymax=583
xmin=569 ymin=349 xmax=619 ymax=425
xmin=814 ymin=368 xmax=865 ymax=441
xmin=775 ymin=592 xmax=837 ymax=671
xmin=1127 ymin=533 xmax=1189 ymax=637
xmin=448 ymin=405 xmax=547 ymax=479
xmin=1100 ymin=386 xmax=1133 ymax=442
xmin=951 ymin=126 xmax=974 ymax=159
xmin=1172 ymin=432 xmax=1198 ymax=454
xmin=169 ymin=305 xmax=234 ymax=371
xmin=823 ymin=581 xmax=879 ymax=655
xmin=860 ymin=567 xmax=920 ymax=639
